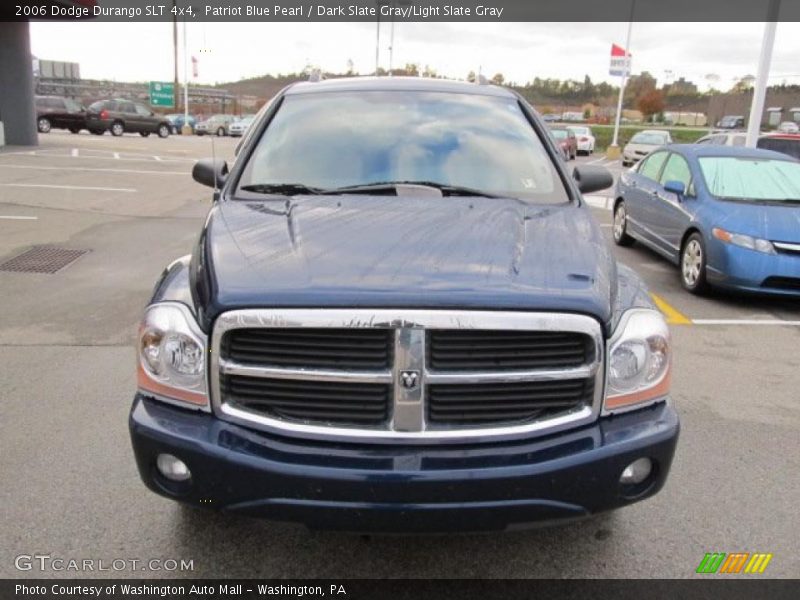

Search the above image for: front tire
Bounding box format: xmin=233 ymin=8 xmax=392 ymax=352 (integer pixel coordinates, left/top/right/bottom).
xmin=69 ymin=127 xmax=81 ymax=134
xmin=216 ymin=127 xmax=225 ymax=136
xmin=681 ymin=233 xmax=709 ymax=294
xmin=37 ymin=117 xmax=51 ymax=133
xmin=613 ymin=201 xmax=635 ymax=246
xmin=139 ymin=131 xmax=151 ymax=137
xmin=110 ymin=121 xmax=124 ymax=137
xmin=157 ymin=124 xmax=170 ymax=138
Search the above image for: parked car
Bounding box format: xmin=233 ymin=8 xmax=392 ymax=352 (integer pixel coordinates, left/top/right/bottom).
xmin=165 ymin=113 xmax=197 ymax=134
xmin=549 ymin=126 xmax=577 ymax=160
xmin=757 ymin=133 xmax=800 ymax=160
xmin=716 ymin=115 xmax=745 ymax=129
xmin=85 ymin=99 xmax=171 ymax=137
xmin=567 ymin=125 xmax=596 ymax=155
xmin=228 ymin=115 xmax=255 ymax=137
xmin=613 ymin=144 xmax=800 ymax=296
xmin=622 ymin=130 xmax=673 ymax=166
xmin=34 ymin=95 xmax=87 ymax=134
xmin=541 ymin=113 xmax=560 ymax=123
xmin=130 ymin=76 xmax=679 ymax=533
xmin=695 ymin=132 xmax=746 ymax=146
xmin=777 ymin=121 xmax=800 ymax=134
xmin=195 ymin=114 xmax=237 ymax=136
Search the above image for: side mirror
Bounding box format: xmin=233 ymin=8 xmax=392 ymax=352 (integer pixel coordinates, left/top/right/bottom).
xmin=192 ymin=158 xmax=228 ymax=189
xmin=664 ymin=180 xmax=686 ymax=197
xmin=573 ymin=165 xmax=614 ymax=194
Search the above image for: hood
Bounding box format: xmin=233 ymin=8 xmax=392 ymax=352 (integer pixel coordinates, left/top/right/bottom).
xmin=711 ymin=200 xmax=800 ymax=243
xmin=624 ymin=142 xmax=660 ymax=155
xmin=197 ymin=195 xmax=616 ymax=328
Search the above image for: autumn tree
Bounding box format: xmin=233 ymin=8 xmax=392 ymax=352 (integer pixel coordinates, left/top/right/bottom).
xmin=637 ymin=89 xmax=666 ymax=122
xmin=491 ymin=72 xmax=505 ymax=85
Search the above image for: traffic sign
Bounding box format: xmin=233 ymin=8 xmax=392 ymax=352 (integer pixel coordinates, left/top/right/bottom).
xmin=609 ymin=44 xmax=632 ymax=77
xmin=149 ymin=81 xmax=174 ymax=107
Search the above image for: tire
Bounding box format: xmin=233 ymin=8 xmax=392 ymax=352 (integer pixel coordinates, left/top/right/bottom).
xmin=69 ymin=127 xmax=80 ymax=134
xmin=622 ymin=160 xmax=631 ymax=167
xmin=110 ymin=121 xmax=124 ymax=137
xmin=157 ymin=124 xmax=170 ymax=138
xmin=612 ymin=201 xmax=636 ymax=247
xmin=37 ymin=117 xmax=51 ymax=133
xmin=139 ymin=131 xmax=151 ymax=137
xmin=681 ymin=233 xmax=709 ymax=294
xmin=216 ymin=127 xmax=225 ymax=136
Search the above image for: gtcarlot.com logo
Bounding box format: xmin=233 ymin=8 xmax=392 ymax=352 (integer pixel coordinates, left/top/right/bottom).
xmin=15 ymin=554 xmax=194 ymax=572
xmin=696 ymin=552 xmax=773 ymax=574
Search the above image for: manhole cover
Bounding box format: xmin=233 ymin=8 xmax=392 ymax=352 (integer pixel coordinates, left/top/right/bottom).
xmin=0 ymin=246 xmax=90 ymax=274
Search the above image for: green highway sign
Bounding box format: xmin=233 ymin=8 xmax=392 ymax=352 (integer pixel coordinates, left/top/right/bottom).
xmin=149 ymin=81 xmax=174 ymax=107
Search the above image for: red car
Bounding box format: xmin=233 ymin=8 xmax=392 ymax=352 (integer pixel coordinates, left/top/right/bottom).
xmin=550 ymin=126 xmax=577 ymax=160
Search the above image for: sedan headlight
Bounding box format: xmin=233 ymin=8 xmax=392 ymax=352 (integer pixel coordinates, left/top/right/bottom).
xmin=605 ymin=309 xmax=671 ymax=412
xmin=137 ymin=302 xmax=208 ymax=409
xmin=712 ymin=228 xmax=775 ymax=254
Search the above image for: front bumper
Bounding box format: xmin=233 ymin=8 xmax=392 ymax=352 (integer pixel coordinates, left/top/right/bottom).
xmin=707 ymin=241 xmax=800 ymax=296
xmin=130 ymin=395 xmax=679 ymax=532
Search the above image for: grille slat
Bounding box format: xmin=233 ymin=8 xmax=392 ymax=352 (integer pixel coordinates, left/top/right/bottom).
xmin=222 ymin=374 xmax=390 ymax=426
xmin=428 ymin=330 xmax=593 ymax=371
xmin=223 ymin=328 xmax=392 ymax=370
xmin=428 ymin=379 xmax=593 ymax=425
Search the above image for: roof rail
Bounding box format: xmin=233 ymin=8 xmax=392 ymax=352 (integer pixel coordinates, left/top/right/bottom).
xmin=308 ymin=69 xmax=324 ymax=83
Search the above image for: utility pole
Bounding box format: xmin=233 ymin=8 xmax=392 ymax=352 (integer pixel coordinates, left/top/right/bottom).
xmin=746 ymin=0 xmax=781 ymax=147
xmin=181 ymin=17 xmax=191 ymax=135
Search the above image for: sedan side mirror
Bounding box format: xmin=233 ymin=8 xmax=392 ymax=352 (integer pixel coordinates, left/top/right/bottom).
xmin=664 ymin=180 xmax=686 ymax=197
xmin=192 ymin=158 xmax=229 ymax=189
xmin=572 ymin=165 xmax=614 ymax=194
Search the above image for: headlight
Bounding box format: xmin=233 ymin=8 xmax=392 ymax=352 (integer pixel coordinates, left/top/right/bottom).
xmin=137 ymin=302 xmax=208 ymax=409
xmin=605 ymin=309 xmax=671 ymax=412
xmin=712 ymin=228 xmax=775 ymax=254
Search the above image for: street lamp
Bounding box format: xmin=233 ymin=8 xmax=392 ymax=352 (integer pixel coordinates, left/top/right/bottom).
xmin=607 ymin=0 xmax=635 ymax=160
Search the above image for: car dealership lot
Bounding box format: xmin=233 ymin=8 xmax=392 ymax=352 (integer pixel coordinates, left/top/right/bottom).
xmin=1 ymin=133 xmax=798 ymax=578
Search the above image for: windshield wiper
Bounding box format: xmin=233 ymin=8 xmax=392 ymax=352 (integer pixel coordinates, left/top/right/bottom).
xmin=239 ymin=183 xmax=323 ymax=196
xmin=321 ymin=181 xmax=503 ymax=198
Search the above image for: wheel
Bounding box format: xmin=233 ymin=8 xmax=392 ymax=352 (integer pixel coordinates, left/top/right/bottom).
xmin=622 ymin=160 xmax=631 ymax=167
xmin=37 ymin=117 xmax=51 ymax=133
xmin=157 ymin=124 xmax=170 ymax=138
xmin=216 ymin=127 xmax=225 ymax=136
xmin=69 ymin=127 xmax=80 ymax=134
xmin=681 ymin=233 xmax=708 ymax=294
xmin=110 ymin=121 xmax=124 ymax=136
xmin=139 ymin=131 xmax=151 ymax=137
xmin=90 ymin=129 xmax=104 ymax=135
xmin=612 ymin=201 xmax=635 ymax=247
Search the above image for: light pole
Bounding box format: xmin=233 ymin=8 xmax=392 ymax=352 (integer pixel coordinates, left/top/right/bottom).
xmin=746 ymin=0 xmax=781 ymax=147
xmin=181 ymin=17 xmax=191 ymax=135
xmin=607 ymin=0 xmax=635 ymax=160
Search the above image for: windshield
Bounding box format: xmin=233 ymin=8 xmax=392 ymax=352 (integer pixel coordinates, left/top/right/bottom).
xmin=237 ymin=91 xmax=569 ymax=203
xmin=699 ymin=156 xmax=800 ymax=202
xmin=631 ymin=132 xmax=667 ymax=145
xmin=550 ymin=129 xmax=568 ymax=139
xmin=569 ymin=127 xmax=589 ymax=135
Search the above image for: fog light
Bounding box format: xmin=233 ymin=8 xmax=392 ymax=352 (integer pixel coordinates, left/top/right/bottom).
xmin=156 ymin=453 xmax=191 ymax=482
xmin=620 ymin=458 xmax=652 ymax=485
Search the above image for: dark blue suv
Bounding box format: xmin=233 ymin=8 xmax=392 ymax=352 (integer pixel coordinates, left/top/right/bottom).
xmin=129 ymin=77 xmax=679 ymax=532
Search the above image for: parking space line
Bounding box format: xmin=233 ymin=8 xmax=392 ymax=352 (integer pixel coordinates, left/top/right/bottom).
xmin=0 ymin=215 xmax=38 ymax=220
xmin=71 ymin=148 xmax=79 ymax=157
xmin=0 ymin=183 xmax=136 ymax=193
xmin=693 ymin=319 xmax=800 ymax=326
xmin=650 ymin=293 xmax=692 ymax=325
xmin=0 ymin=164 xmax=186 ymax=176
xmin=113 ymin=152 xmax=120 ymax=159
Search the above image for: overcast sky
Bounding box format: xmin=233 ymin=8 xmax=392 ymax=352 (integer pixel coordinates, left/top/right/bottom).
xmin=29 ymin=21 xmax=800 ymax=91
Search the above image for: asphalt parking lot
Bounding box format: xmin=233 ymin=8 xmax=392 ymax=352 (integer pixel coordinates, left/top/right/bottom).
xmin=1 ymin=132 xmax=798 ymax=579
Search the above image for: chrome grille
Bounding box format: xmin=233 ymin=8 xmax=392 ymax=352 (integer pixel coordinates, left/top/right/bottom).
xmin=211 ymin=310 xmax=604 ymax=443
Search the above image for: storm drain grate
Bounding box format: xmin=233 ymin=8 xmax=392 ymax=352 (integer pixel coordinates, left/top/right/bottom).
xmin=0 ymin=246 xmax=90 ymax=274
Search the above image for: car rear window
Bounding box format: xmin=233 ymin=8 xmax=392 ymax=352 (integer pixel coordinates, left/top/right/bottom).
xmin=757 ymin=137 xmax=800 ymax=160
xmin=238 ymin=91 xmax=569 ymax=204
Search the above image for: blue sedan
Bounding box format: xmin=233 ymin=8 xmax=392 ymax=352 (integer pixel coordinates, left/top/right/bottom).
xmin=612 ymin=145 xmax=800 ymax=295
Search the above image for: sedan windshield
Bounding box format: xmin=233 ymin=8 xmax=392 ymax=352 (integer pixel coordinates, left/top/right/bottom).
xmin=699 ymin=156 xmax=800 ymax=202
xmin=630 ymin=133 xmax=668 ymax=145
xmin=237 ymin=91 xmax=569 ymax=203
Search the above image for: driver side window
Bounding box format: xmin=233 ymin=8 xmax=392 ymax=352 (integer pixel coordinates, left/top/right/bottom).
xmin=659 ymin=153 xmax=694 ymax=196
xmin=639 ymin=151 xmax=668 ymax=181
